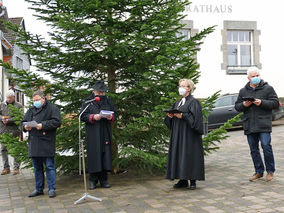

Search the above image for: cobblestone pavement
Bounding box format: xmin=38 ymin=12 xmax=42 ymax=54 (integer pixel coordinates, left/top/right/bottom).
xmin=1 ymin=121 xmax=284 ymax=213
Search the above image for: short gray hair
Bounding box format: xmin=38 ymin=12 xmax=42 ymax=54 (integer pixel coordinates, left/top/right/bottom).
xmin=6 ymin=90 xmax=15 ymax=97
xmin=247 ymin=66 xmax=260 ymax=76
xmin=33 ymin=90 xmax=45 ymax=98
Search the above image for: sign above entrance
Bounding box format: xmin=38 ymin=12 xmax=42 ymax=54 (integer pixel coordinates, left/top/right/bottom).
xmin=185 ymin=4 xmax=233 ymax=13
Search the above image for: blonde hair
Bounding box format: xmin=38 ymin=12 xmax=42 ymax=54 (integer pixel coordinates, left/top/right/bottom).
xmin=179 ymin=79 xmax=195 ymax=94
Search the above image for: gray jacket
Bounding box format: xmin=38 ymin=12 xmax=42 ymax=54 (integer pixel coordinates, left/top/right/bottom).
xmin=0 ymin=101 xmax=23 ymax=137
xmin=235 ymin=80 xmax=279 ymax=135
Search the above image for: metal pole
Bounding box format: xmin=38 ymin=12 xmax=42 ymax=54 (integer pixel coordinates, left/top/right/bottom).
xmin=79 ymin=117 xmax=81 ymax=175
xmin=78 ymin=103 xmax=91 ymax=175
xmin=74 ymin=103 xmax=102 ymax=204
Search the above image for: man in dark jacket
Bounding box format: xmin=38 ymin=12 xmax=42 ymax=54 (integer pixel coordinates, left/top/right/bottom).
xmin=22 ymin=90 xmax=61 ymax=198
xmin=0 ymin=90 xmax=23 ymax=175
xmin=235 ymin=67 xmax=279 ymax=182
xmin=80 ymin=81 xmax=117 ymax=190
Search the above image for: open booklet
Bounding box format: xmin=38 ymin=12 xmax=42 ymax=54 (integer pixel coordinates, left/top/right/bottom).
xmin=163 ymin=109 xmax=182 ymax=114
xmin=23 ymin=120 xmax=38 ymax=127
xmin=99 ymin=110 xmax=114 ymax=118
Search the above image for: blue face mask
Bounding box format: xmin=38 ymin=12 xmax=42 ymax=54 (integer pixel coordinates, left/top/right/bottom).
xmin=33 ymin=100 xmax=43 ymax=108
xmin=251 ymin=77 xmax=261 ymax=85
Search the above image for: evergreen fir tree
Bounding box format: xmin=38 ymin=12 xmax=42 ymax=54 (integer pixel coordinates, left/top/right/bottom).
xmin=0 ymin=0 xmax=240 ymax=174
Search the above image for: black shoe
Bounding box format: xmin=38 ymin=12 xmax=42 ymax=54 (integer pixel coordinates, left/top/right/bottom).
xmin=28 ymin=190 xmax=44 ymax=197
xmin=100 ymin=181 xmax=111 ymax=188
xmin=48 ymin=190 xmax=56 ymax=198
xmin=173 ymin=180 xmax=188 ymax=188
xmin=189 ymin=180 xmax=196 ymax=190
xmin=89 ymin=181 xmax=97 ymax=190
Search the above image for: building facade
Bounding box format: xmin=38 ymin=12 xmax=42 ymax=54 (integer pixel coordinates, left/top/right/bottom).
xmin=0 ymin=0 xmax=30 ymax=104
xmin=0 ymin=30 xmax=12 ymax=102
xmin=181 ymin=0 xmax=284 ymax=98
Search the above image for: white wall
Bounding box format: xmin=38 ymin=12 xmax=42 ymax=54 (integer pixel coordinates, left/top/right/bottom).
xmin=183 ymin=0 xmax=284 ymax=98
xmin=12 ymin=43 xmax=30 ymax=71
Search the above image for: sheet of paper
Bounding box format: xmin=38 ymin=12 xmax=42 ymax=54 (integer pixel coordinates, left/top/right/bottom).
xmin=99 ymin=110 xmax=114 ymax=118
xmin=23 ymin=121 xmax=38 ymax=127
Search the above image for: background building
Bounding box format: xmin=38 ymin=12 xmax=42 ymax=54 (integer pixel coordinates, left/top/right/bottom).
xmin=0 ymin=0 xmax=30 ymax=104
xmin=181 ymin=0 xmax=284 ymax=98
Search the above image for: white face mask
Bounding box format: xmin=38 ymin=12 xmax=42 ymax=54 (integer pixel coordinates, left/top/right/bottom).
xmin=178 ymin=87 xmax=187 ymax=96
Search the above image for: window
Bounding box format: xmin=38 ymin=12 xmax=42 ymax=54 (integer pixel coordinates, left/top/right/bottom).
xmin=178 ymin=20 xmax=198 ymax=40
xmin=221 ymin=21 xmax=261 ymax=74
xmin=16 ymin=57 xmax=23 ymax=70
xmin=21 ymin=94 xmax=25 ymax=106
xmin=227 ymin=31 xmax=252 ymax=67
xmin=14 ymin=90 xmax=25 ymax=105
xmin=214 ymin=96 xmax=233 ymax=108
xmin=16 ymin=91 xmax=20 ymax=102
xmin=232 ymin=95 xmax=238 ymax=104
xmin=177 ymin=29 xmax=190 ymax=40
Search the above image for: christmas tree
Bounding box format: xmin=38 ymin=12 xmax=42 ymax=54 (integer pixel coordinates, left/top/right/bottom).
xmin=0 ymin=0 xmax=240 ymax=174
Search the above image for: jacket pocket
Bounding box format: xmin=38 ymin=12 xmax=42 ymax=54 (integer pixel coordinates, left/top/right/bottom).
xmin=242 ymin=117 xmax=249 ymax=131
xmin=257 ymin=115 xmax=272 ymax=129
xmin=38 ymin=136 xmax=55 ymax=155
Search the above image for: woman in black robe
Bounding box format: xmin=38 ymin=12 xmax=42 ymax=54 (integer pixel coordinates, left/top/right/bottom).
xmin=80 ymin=81 xmax=117 ymax=189
xmin=164 ymin=79 xmax=204 ymax=190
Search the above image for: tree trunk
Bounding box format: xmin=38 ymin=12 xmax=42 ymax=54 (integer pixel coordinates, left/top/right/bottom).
xmin=107 ymin=69 xmax=118 ymax=167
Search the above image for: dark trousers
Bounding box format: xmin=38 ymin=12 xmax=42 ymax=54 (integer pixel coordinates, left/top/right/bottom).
xmin=32 ymin=157 xmax=56 ymax=192
xmin=247 ymin=133 xmax=275 ymax=174
xmin=89 ymin=170 xmax=107 ymax=183
xmin=1 ymin=143 xmax=20 ymax=169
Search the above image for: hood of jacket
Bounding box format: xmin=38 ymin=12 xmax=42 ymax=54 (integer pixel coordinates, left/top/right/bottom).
xmin=244 ymin=79 xmax=268 ymax=91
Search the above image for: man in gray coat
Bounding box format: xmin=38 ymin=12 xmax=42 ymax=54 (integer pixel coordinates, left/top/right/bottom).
xmin=235 ymin=67 xmax=279 ymax=182
xmin=0 ymin=90 xmax=23 ymax=175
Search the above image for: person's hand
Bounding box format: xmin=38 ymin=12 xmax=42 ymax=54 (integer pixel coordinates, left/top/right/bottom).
xmin=93 ymin=114 xmax=102 ymax=121
xmin=243 ymin=101 xmax=252 ymax=107
xmin=24 ymin=125 xmax=32 ymax=131
xmin=36 ymin=123 xmax=42 ymax=130
xmin=167 ymin=113 xmax=174 ymax=118
xmin=2 ymin=118 xmax=8 ymax=125
xmin=106 ymin=115 xmax=113 ymax=120
xmin=174 ymin=113 xmax=183 ymax=119
xmin=253 ymin=98 xmax=262 ymax=106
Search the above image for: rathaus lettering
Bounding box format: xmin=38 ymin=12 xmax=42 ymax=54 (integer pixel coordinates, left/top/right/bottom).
xmin=185 ymin=5 xmax=233 ymax=13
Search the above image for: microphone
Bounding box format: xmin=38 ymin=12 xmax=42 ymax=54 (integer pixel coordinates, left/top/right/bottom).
xmin=84 ymin=96 xmax=100 ymax=104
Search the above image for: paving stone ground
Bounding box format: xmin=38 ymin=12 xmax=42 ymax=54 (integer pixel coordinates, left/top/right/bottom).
xmin=1 ymin=119 xmax=284 ymax=213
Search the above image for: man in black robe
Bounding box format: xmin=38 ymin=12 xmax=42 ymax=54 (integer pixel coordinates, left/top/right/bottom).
xmin=164 ymin=79 xmax=204 ymax=190
xmin=80 ymin=81 xmax=117 ymax=189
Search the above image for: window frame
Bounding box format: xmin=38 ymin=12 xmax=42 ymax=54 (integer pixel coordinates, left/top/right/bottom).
xmin=16 ymin=56 xmax=24 ymax=70
xmin=226 ymin=30 xmax=254 ymax=67
xmin=214 ymin=95 xmax=235 ymax=108
xmin=221 ymin=21 xmax=261 ymax=75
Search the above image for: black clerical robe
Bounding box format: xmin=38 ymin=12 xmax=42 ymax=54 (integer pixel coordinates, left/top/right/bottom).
xmin=80 ymin=94 xmax=117 ymax=173
xmin=164 ymin=94 xmax=205 ymax=180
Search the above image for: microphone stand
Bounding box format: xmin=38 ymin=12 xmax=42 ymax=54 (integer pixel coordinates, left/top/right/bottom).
xmin=74 ymin=102 xmax=102 ymax=205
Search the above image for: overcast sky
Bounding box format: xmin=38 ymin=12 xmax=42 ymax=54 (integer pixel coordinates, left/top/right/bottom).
xmin=3 ymin=0 xmax=49 ymax=39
